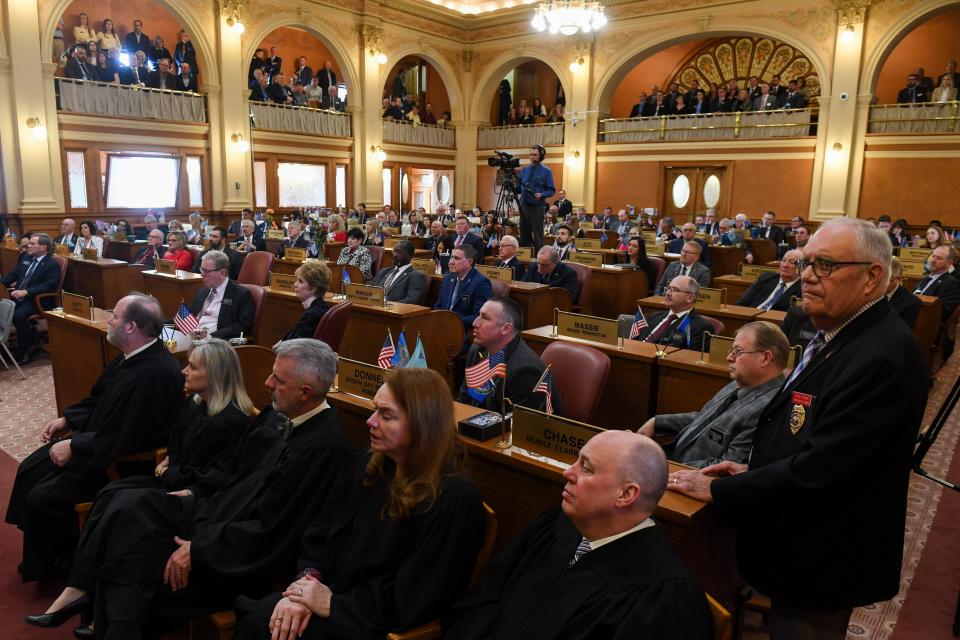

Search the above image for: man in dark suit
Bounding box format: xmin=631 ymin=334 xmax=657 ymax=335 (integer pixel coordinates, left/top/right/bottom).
xmin=54 ymin=218 xmax=77 ymax=251
xmin=249 ymin=74 xmax=271 ymax=102
xmin=123 ymin=51 xmax=151 ymax=86
xmin=371 ymin=240 xmax=427 ymax=304
xmin=938 ymin=60 xmax=960 ymax=93
xmin=639 ymin=321 xmax=788 ymax=467
xmin=133 ymin=229 xmax=167 ymax=269
xmin=451 ymin=216 xmax=485 ymax=258
xmin=552 ymin=225 xmax=576 ymax=262
xmin=887 ymin=258 xmax=921 ymax=329
xmin=197 ymin=227 xmax=242 ymax=280
xmin=268 ymin=73 xmax=294 ymax=104
xmin=915 ymin=67 xmax=935 ymax=94
xmin=737 ymin=249 xmax=802 ymax=311
xmin=457 ymin=296 xmax=559 ymax=413
xmin=700 ymin=209 xmax=721 ymax=236
xmin=553 ymin=189 xmax=573 ymax=219
xmin=434 ymin=246 xmax=492 ymax=334
xmin=236 ymin=219 xmax=267 ymax=254
xmin=757 ymin=211 xmax=786 ymax=244
xmin=633 ymin=275 xmax=712 ymax=351
xmin=753 ymin=83 xmax=779 ymax=111
xmin=293 ymin=56 xmax=313 ymax=87
xmin=709 ymin=86 xmax=734 ymax=113
xmin=0 ymin=233 xmax=61 ymax=363
xmin=123 ymin=20 xmax=150 ymax=55
xmin=277 ymin=220 xmax=310 ymax=258
xmin=266 ymin=46 xmax=281 ymax=81
xmin=317 ymin=60 xmax=337 ymax=94
xmin=897 ymin=74 xmax=928 ymax=104
xmin=391 ymin=68 xmax=407 ymax=99
xmin=174 ymin=61 xmax=198 ymax=92
xmin=149 ymin=58 xmax=176 ymax=90
xmin=188 ymin=251 xmax=255 ymax=340
xmin=655 ymin=241 xmax=711 ymax=295
xmin=667 ymin=224 xmax=710 ymax=266
xmin=648 ymin=91 xmax=670 ymax=116
xmin=913 ymin=245 xmax=960 ymax=319
xmin=782 ymin=80 xmax=808 ymax=109
xmin=226 ymin=208 xmax=253 ymax=236
xmin=628 ymin=92 xmax=650 ymax=118
xmin=64 ymin=45 xmax=92 ymax=80
xmin=321 ymin=85 xmax=344 ymax=112
xmin=768 ymin=74 xmax=787 ymax=105
xmin=522 ymin=246 xmax=579 ymax=302
xmin=668 ymin=219 xmax=929 ymax=639
xmin=495 ymin=235 xmax=526 ymax=281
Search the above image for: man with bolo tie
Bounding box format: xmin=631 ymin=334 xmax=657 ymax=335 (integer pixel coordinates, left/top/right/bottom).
xmin=518 ymin=144 xmax=555 ymax=251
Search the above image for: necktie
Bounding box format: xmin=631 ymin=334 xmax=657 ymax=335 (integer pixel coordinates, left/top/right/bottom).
xmin=455 ymin=235 xmax=463 ymax=247
xmin=275 ymin=413 xmax=294 ymax=440
xmin=914 ymin=276 xmax=932 ymax=295
xmin=384 ymin=268 xmax=399 ymax=292
xmin=21 ymin=259 xmax=39 ymax=288
xmin=137 ymin=247 xmax=155 ymax=265
xmin=199 ymin=288 xmax=217 ymax=318
xmin=449 ymin=278 xmax=461 ymax=310
xmin=645 ymin=313 xmax=677 ymax=344
xmin=681 ymin=265 xmax=688 ymax=277
xmin=759 ymin=281 xmax=787 ymax=311
xmin=785 ymin=331 xmax=825 ymax=387
xmin=568 ymin=537 xmax=592 ymax=566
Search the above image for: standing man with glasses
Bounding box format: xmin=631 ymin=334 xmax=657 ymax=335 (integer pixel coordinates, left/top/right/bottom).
xmin=668 ymin=218 xmax=929 ymax=640
xmin=517 ymin=145 xmax=555 ymax=251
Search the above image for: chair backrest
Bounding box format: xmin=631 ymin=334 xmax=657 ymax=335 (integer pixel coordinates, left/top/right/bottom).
xmin=616 ymin=313 xmax=634 ymax=339
xmin=51 ymin=254 xmax=69 ymax=290
xmin=548 ymin=287 xmax=572 ymax=313
xmin=0 ymin=299 xmax=15 ymax=341
xmin=100 ymin=235 xmax=111 ymax=259
xmin=367 ymin=245 xmax=385 ymax=276
xmin=314 ymin=301 xmax=352 ymax=352
xmin=541 ymin=340 xmax=611 ymax=422
xmin=237 ymin=250 xmax=274 ymax=286
xmin=329 ymin=262 xmax=365 ymax=293
xmin=490 ymin=278 xmax=510 ymax=298
xmin=699 ymin=314 xmax=726 ymax=336
xmin=706 ymin=593 xmax=732 ymax=640
xmin=187 ymin=245 xmax=203 ymax=272
xmin=564 ymin=261 xmax=591 ymax=306
xmin=468 ymin=502 xmax=498 ymax=589
xmin=239 ymin=284 xmax=266 ymax=340
xmin=234 ymin=344 xmax=276 ymax=408
xmin=649 ymin=256 xmax=667 ymax=289
xmin=419 ymin=309 xmax=468 ymax=390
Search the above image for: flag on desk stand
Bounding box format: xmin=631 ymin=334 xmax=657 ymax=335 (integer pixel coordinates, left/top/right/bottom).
xmin=629 ymin=307 xmax=648 ymax=339
xmin=174 ymin=303 xmax=199 ymax=334
xmin=465 ymin=350 xmax=507 ymax=403
xmin=406 ymin=335 xmax=428 ymax=369
xmin=390 ymin=331 xmax=410 ymax=368
xmin=341 ymin=268 xmax=351 ymax=285
xmin=377 ymin=330 xmax=395 ymax=368
xmin=532 ymin=365 xmax=554 ymax=415
xmin=600 ymin=227 xmax=608 ymax=244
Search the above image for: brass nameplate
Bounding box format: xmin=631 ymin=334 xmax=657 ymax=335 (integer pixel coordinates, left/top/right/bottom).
xmin=411 ymin=258 xmax=436 ymax=274
xmin=579 ymin=221 xmax=594 ymax=230
xmin=54 ymin=244 xmax=70 ymax=256
xmin=642 ymin=231 xmax=656 ymax=241
xmin=112 ymin=231 xmax=126 ymax=241
xmin=707 ymin=333 xmax=734 ymax=364
xmin=739 ymin=264 xmax=779 ymax=280
xmin=697 ymin=287 xmax=725 ymax=309
xmin=900 ymin=247 xmax=932 ymax=262
xmin=516 ymin=247 xmax=533 ymax=261
xmin=285 ymin=247 xmax=307 ymax=262
xmin=646 ymin=242 xmax=664 ymax=256
xmin=337 ymin=357 xmax=393 ymax=400
xmin=476 ymin=265 xmax=514 ymax=282
xmin=267 ymin=229 xmax=285 ymax=239
xmin=556 ymin=310 xmax=619 ymax=347
xmin=384 ymin=237 xmax=401 ymax=248
xmin=62 ymin=291 xmax=94 ymax=321
xmin=270 ymin=272 xmax=296 ymax=292
xmin=155 ymin=258 xmax=178 ymax=276
xmin=81 ymin=247 xmax=99 ymax=260
xmin=511 ymin=406 xmax=604 ymax=465
xmin=900 ymin=260 xmax=926 ymax=277
xmin=3 ymin=237 xmax=16 ymax=249
xmin=577 ymin=238 xmax=601 ymax=250
xmin=345 ymin=282 xmax=385 ymax=307
xmin=570 ymin=251 xmax=602 ymax=268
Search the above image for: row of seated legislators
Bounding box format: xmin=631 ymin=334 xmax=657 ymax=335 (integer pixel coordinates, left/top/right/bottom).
xmin=626 ymin=75 xmax=810 ymax=118
xmin=3 ymin=216 xmax=931 ymax=639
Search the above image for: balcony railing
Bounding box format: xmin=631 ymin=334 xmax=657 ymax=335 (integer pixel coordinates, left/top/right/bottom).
xmin=382 ymin=120 xmax=455 ymax=148
xmin=250 ymin=102 xmax=351 ymax=137
xmin=868 ymin=102 xmax=960 ymax=134
xmin=477 ymin=122 xmax=564 ymax=149
xmin=57 ymin=77 xmax=207 ymax=123
xmin=599 ymin=108 xmax=816 ymax=143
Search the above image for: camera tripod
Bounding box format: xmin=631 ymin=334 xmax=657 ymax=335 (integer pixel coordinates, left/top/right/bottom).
xmin=493 ymin=168 xmax=522 ymax=222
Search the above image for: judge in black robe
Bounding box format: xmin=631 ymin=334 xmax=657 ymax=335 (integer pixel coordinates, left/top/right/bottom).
xmin=5 ymin=339 xmax=184 ymax=581
xmin=443 ymin=507 xmax=714 ymax=639
xmin=234 ymin=453 xmax=485 ymax=639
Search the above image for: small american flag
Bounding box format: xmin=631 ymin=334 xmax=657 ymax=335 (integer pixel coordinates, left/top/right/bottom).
xmin=174 ymin=303 xmax=198 ymax=334
xmin=377 ymin=331 xmax=395 ymax=368
xmin=533 ymin=366 xmax=554 ymax=415
xmin=465 ymin=350 xmax=507 ymax=390
xmin=629 ymin=307 xmax=648 ymax=339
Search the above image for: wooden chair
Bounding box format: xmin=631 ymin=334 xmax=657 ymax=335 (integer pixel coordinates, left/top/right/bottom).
xmin=547 ymin=287 xmax=572 ymax=313
xmin=313 ymin=301 xmax=352 ymax=352
xmin=239 ymin=284 xmax=266 ymax=343
xmin=27 ymin=254 xmax=68 ymax=353
xmin=541 ymin=340 xmax=610 ymax=422
xmin=74 ymin=448 xmax=168 ymax=530
xmin=649 ymin=256 xmax=667 ymax=289
xmin=489 ymin=278 xmax=510 ymax=298
xmin=236 ymin=250 xmax=273 ymax=286
xmin=565 ymin=261 xmax=592 ymax=315
xmin=367 ymin=245 xmax=385 ymax=277
xmin=699 ymin=314 xmax=727 ymax=337
xmin=707 ymin=593 xmax=733 ymax=640
xmin=419 ymin=310 xmax=468 ymax=391
xmin=234 ymin=345 xmax=276 ymax=408
xmin=733 ymin=586 xmax=770 ymax=640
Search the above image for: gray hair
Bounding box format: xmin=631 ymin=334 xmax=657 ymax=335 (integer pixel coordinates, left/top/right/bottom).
xmin=538 ymin=245 xmax=560 ymax=264
xmin=683 ymin=240 xmax=702 ymax=255
xmin=201 ymin=250 xmax=230 ymax=272
xmin=274 ymin=338 xmax=337 ymax=392
xmin=618 ymin=435 xmax=668 ymax=512
xmin=815 ymin=217 xmax=892 ymax=283
xmin=737 ymin=321 xmax=790 ymax=368
xmin=500 ymin=234 xmax=519 ymax=248
xmin=719 ymin=217 xmax=733 ymax=228
xmin=890 ymin=256 xmax=903 ymax=279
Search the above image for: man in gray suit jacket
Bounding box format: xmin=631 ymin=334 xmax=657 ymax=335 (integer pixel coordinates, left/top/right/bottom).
xmin=371 ymin=240 xmax=427 ymax=304
xmin=638 ymin=321 xmax=788 ymax=467
xmin=654 ymin=241 xmax=711 ymax=295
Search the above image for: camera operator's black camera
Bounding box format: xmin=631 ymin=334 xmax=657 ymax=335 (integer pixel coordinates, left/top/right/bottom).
xmin=487 ymin=150 xmax=520 ymax=170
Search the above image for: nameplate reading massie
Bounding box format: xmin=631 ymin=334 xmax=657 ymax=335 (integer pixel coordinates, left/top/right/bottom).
xmin=337 ymin=357 xmax=393 ymax=400
xmin=577 ymin=237 xmax=601 ymax=250
xmin=345 ymin=282 xmax=385 ymax=307
xmin=155 ymin=258 xmax=178 ymax=276
xmin=476 ymin=265 xmax=514 ymax=282
xmin=62 ymin=292 xmax=94 ymax=321
xmin=570 ymin=251 xmax=603 ymax=267
xmin=410 ymin=258 xmax=436 ymax=275
xmin=739 ymin=264 xmax=778 ymax=280
xmin=81 ymin=247 xmax=99 ymax=260
xmin=697 ymin=287 xmax=725 ymax=309
xmin=270 ymin=272 xmax=296 ymax=292
xmin=267 ymin=229 xmax=286 ymax=240
xmin=555 ymin=310 xmax=619 ymax=347
xmin=511 ymin=406 xmax=604 ymax=465
xmin=284 ymin=247 xmax=307 ymax=262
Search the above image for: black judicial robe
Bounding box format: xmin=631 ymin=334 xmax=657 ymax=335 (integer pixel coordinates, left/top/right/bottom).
xmin=4 ymin=339 xmax=183 ymax=581
xmin=442 ymin=507 xmax=714 ymax=640
xmin=235 ymin=455 xmax=486 ymax=640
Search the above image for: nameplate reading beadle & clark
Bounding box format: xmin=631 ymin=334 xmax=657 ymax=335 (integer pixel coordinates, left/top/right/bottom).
xmin=555 ymin=310 xmax=619 ymax=347
xmin=345 ymin=282 xmax=386 ymax=307
xmin=511 ymin=406 xmax=603 ymax=465
xmin=337 ymin=357 xmax=393 ymax=400
xmin=270 ymin=272 xmax=296 ymax=293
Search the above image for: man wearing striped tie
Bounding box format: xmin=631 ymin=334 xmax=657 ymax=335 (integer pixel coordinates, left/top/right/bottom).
xmin=668 ymin=218 xmax=930 ymax=639
xmin=735 ymin=249 xmax=803 ymax=312
xmin=444 ymin=430 xmax=713 ymax=638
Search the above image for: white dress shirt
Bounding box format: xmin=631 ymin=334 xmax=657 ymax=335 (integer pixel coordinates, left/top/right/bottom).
xmin=198 ymin=279 xmax=229 ymax=332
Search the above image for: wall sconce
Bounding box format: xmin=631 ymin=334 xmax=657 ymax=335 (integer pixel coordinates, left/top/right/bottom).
xmin=26 ymin=117 xmax=47 ymax=140
xmin=565 ymin=150 xmax=580 ymax=166
xmin=831 ymin=142 xmax=843 ymax=152
xmin=371 ymin=50 xmax=387 ymax=65
xmin=225 ymin=16 xmax=245 ymax=33
xmin=569 ymin=56 xmax=585 ymax=73
xmin=231 ymin=133 xmax=250 ymax=152
xmin=221 ymin=0 xmax=246 ymax=33
xmin=371 ymin=145 xmax=387 ymax=161
xmin=840 ymin=24 xmax=855 ymax=44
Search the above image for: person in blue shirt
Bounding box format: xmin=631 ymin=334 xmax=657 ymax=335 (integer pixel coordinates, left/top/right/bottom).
xmin=517 ymin=145 xmax=555 ymax=251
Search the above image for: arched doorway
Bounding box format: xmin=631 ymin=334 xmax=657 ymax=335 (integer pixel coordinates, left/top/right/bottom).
xmin=383 ymin=57 xmax=452 ymax=121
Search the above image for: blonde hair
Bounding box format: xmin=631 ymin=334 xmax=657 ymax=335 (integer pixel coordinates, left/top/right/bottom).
xmin=295 ymin=261 xmax=332 ymax=297
xmin=188 ymin=338 xmax=254 ymax=416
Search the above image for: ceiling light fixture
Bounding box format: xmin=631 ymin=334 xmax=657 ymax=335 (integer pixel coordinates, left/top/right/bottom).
xmin=532 ymin=0 xmax=606 ymax=36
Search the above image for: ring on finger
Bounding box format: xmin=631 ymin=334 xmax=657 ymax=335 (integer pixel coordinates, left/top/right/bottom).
xmin=299 ymin=589 xmax=303 ymax=597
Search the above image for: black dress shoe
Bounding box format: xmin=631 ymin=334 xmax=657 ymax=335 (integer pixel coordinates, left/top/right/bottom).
xmin=73 ymin=623 xmax=95 ymax=639
xmin=24 ymin=595 xmax=91 ymax=628
xmin=16 ymin=352 xmax=32 ymax=366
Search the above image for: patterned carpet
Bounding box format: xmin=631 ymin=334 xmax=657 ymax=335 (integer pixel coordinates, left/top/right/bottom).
xmin=0 ymin=352 xmax=957 ymax=639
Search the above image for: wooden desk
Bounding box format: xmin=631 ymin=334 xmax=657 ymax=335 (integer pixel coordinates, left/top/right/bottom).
xmin=106 ymin=239 xmax=146 ymax=262
xmin=577 ymin=249 xmax=625 ymax=265
xmin=586 ymin=267 xmax=649 ymax=319
xmin=338 ymin=300 xmax=432 ymax=364
xmin=61 ymin=257 xmax=146 ymax=309
xmin=257 ymin=287 xmax=313 ymax=347
xmin=46 ymin=308 xmax=119 ymax=414
xmin=522 ymin=326 xmax=660 ymax=429
xmin=142 ymin=270 xmax=204 ymax=316
xmin=745 ymin=238 xmax=777 ymax=265
xmin=327 ymin=390 xmax=737 ymax=607
xmin=264 ymin=238 xmax=284 ymax=255
xmin=638 ymin=296 xmax=763 ymax=336
xmin=757 ymin=310 xmax=786 ymax=325
xmin=583 ymin=229 xmax=621 ymax=249
xmin=710 ymin=246 xmax=746 ymax=277
xmin=271 ymin=258 xmax=304 ymax=276
xmin=424 ymin=275 xmax=553 ymax=330
xmin=0 ymin=246 xmax=21 ymax=275
xmin=711 ymin=274 xmax=755 ymax=304
xmin=323 ymin=242 xmax=345 ymax=262
xmin=656 ymin=348 xmax=732 ymax=414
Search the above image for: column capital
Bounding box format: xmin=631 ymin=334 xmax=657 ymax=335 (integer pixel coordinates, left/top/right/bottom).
xmin=836 ymin=0 xmax=871 ymax=27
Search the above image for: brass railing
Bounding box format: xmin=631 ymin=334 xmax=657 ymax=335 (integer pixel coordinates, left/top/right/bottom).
xmin=477 ymin=121 xmax=564 ymax=149
xmin=598 ymin=107 xmax=817 ymax=143
xmin=56 ymin=76 xmax=208 ymax=123
xmin=868 ymin=101 xmax=960 ymax=134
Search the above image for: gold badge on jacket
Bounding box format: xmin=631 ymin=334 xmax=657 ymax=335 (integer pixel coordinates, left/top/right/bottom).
xmin=789 ymin=404 xmax=805 ymax=435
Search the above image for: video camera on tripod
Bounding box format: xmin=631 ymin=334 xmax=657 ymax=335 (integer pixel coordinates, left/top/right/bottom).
xmin=488 ymin=151 xmax=521 ymax=193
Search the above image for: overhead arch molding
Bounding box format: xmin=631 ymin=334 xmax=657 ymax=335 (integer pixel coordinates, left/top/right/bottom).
xmin=381 ymin=45 xmax=465 ymax=122
xmin=469 ymin=51 xmax=572 ymax=124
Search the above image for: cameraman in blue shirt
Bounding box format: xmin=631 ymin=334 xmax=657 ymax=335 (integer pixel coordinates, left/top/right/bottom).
xmin=518 ymin=145 xmax=555 ymax=251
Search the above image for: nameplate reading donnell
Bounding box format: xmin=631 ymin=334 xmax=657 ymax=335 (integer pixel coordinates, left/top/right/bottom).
xmin=337 ymin=357 xmax=393 ymax=400
xmin=555 ymin=310 xmax=619 ymax=347
xmin=511 ymin=406 xmax=604 ymax=465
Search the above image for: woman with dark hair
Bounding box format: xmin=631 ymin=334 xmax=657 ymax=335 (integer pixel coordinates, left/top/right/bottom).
xmin=95 ymin=51 xmax=118 ymax=83
xmin=234 ymin=368 xmax=486 ymax=640
xmin=280 ymin=261 xmax=332 ymax=342
xmin=890 ymin=218 xmax=910 ymax=248
xmin=73 ymin=220 xmax=104 ymax=257
xmin=115 ymin=219 xmax=133 ymax=238
xmin=337 ymin=227 xmax=375 ymax=282
xmin=617 ymin=236 xmax=658 ymax=297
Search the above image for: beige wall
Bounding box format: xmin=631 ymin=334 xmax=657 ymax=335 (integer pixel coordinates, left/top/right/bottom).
xmin=874 ymin=9 xmax=960 ymax=103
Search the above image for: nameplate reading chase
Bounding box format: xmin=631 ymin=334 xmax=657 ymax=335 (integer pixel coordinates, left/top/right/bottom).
xmin=476 ymin=265 xmax=514 ymax=282
xmin=270 ymin=272 xmax=296 ymax=292
xmin=512 ymin=406 xmax=603 ymax=465
xmin=556 ymin=311 xmax=619 ymax=346
xmin=284 ymin=247 xmax=307 ymax=262
xmin=410 ymin=258 xmax=436 ymax=275
xmin=155 ymin=258 xmax=178 ymax=276
xmin=338 ymin=357 xmax=393 ymax=400
xmin=345 ymin=282 xmax=385 ymax=307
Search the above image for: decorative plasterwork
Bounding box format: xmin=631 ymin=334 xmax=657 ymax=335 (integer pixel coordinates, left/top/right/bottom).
xmin=836 ymin=0 xmax=872 ymax=26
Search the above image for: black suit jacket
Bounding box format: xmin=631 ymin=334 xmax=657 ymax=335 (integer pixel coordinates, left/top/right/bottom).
xmin=888 ymin=285 xmax=921 ymax=329
xmin=452 ymin=232 xmax=486 ymax=258
xmin=276 ymin=235 xmax=309 ymax=258
xmin=65 ymin=58 xmax=92 ymax=80
xmin=554 ymin=198 xmax=573 ymax=219
xmin=175 ymin=73 xmax=198 ymax=93
xmin=198 ymin=246 xmax=242 ymax=280
xmin=913 ymin=272 xmax=960 ymax=318
xmin=735 ymin=272 xmax=800 ymax=311
xmin=496 ymin=258 xmax=526 ymax=281
xmin=371 ymin=266 xmax=428 ymax=304
xmin=897 ymin=86 xmax=927 ymax=104
xmin=188 ymin=280 xmax=256 ymax=339
xmin=268 ymin=83 xmax=292 ymax=104
xmin=249 ymin=85 xmax=271 ymax=102
xmin=133 ymin=245 xmax=167 ymax=269
xmin=758 ymin=224 xmax=786 ymax=244
xmin=628 ymin=102 xmax=650 ymax=118
xmin=149 ymin=71 xmax=176 ymax=90
xmin=123 ymin=32 xmax=150 ymax=54
xmin=521 ymin=262 xmax=579 ymax=302
xmin=712 ymin=300 xmax=929 ymax=610
xmin=0 ymin=254 xmax=61 ymax=311
xmin=283 ymin=297 xmax=329 ymax=341
xmin=456 ymin=335 xmax=559 ymax=414
xmin=54 ymin=234 xmax=77 ymax=251
xmin=633 ymin=309 xmax=711 ymax=352
xmin=317 ymin=68 xmax=338 ymax=93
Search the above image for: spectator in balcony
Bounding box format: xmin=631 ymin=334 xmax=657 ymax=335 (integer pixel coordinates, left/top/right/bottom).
xmin=421 ymin=102 xmax=437 ymax=125
xmin=249 ymin=49 xmax=268 ymax=89
xmin=73 ymin=13 xmax=94 ymax=48
xmin=97 ymin=18 xmax=120 ymax=54
xmin=268 ymin=72 xmax=294 ymax=104
xmin=322 ymin=85 xmax=344 ymax=112
xmin=250 ymin=73 xmax=270 ymax=102
xmin=672 ymin=95 xmax=689 ymax=115
xmin=407 ymin=104 xmax=422 ymax=125
xmin=150 ymin=37 xmax=171 ymax=70
xmin=164 ymin=231 xmax=195 ymax=270
xmin=175 ymin=30 xmax=198 ymax=75
xmin=85 ymin=40 xmax=98 ymax=65
xmin=629 ymin=92 xmax=650 ymax=118
xmin=304 ymin=76 xmax=323 ymax=105
xmin=754 ymin=82 xmax=779 ymax=111
xmin=384 ymin=96 xmax=404 ymax=120
xmin=938 ymin=60 xmax=960 ymax=93
xmin=498 ymin=78 xmax=512 ymax=125
xmin=123 ymin=19 xmax=149 ymax=56
xmin=266 ymin=46 xmax=282 ymax=81
xmin=746 ymin=76 xmax=761 ymax=100
xmin=782 ymin=80 xmax=807 ymax=109
xmin=54 ymin=19 xmax=65 ymax=65
xmin=294 ymin=56 xmax=313 ymax=87
xmin=709 ymin=85 xmax=733 ymax=112
xmin=650 ymin=91 xmax=669 ymax=116
xmin=933 ymin=74 xmax=957 ymax=103
xmin=547 ymin=104 xmax=565 ymax=123
xmin=440 ymin=111 xmax=452 ymax=126
xmin=176 ymin=61 xmax=198 ymax=93
xmin=73 ymin=220 xmax=104 ymax=257
xmin=149 ymin=57 xmax=176 ymax=90
xmin=915 ymin=67 xmax=935 ymax=94
xmin=519 ymin=106 xmax=535 ymax=125
xmin=392 ymin=67 xmax=407 ymax=99
xmin=897 ymin=74 xmax=928 ymax=104
xmin=769 ymin=74 xmax=787 ymax=105
xmin=65 ymin=45 xmax=92 ymax=80
xmin=690 ymin=89 xmax=710 ymax=114
xmin=401 ymin=94 xmax=415 ymax=114
xmin=290 ymin=79 xmax=308 ymax=106
xmin=94 ymin=50 xmax=119 ymax=83
xmin=734 ymin=88 xmax=753 ymax=112
xmin=122 ymin=50 xmax=149 ymax=85
xmin=318 ymin=60 xmax=337 ymax=95
xmin=532 ymin=98 xmax=547 ymax=118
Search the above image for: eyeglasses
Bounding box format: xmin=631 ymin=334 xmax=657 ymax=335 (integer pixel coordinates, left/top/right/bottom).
xmin=665 ymin=286 xmax=695 ymax=294
xmin=200 ymin=267 xmax=225 ymax=274
xmin=728 ymin=347 xmax=765 ymax=358
xmin=793 ymin=258 xmax=871 ymax=278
